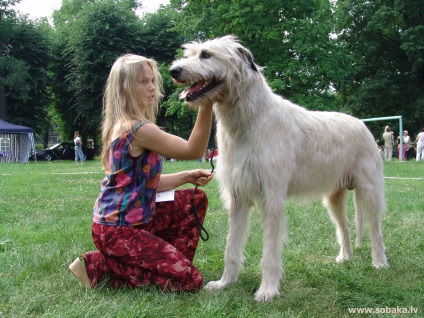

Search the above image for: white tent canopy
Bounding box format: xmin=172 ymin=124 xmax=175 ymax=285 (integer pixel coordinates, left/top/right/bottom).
xmin=0 ymin=119 xmax=35 ymax=163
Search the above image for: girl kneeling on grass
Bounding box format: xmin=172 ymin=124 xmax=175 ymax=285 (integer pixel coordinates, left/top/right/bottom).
xmin=69 ymin=54 xmax=213 ymax=291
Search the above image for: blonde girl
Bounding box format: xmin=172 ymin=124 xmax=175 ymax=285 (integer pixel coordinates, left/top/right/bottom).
xmin=70 ymin=54 xmax=214 ymax=291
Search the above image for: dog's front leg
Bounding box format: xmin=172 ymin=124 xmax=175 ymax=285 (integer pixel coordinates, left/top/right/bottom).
xmin=204 ymin=198 xmax=250 ymax=291
xmin=254 ymin=204 xmax=286 ymax=302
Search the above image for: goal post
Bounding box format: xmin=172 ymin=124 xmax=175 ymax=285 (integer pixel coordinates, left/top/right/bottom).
xmin=360 ymin=115 xmax=403 ymax=161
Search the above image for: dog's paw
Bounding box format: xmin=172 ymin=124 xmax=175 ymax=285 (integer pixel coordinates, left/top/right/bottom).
xmin=204 ymin=280 xmax=228 ymax=291
xmin=336 ymin=253 xmax=353 ymax=263
xmin=254 ymin=287 xmax=280 ymax=302
xmin=336 ymin=256 xmax=346 ymax=263
xmin=372 ymin=258 xmax=389 ymax=269
xmin=373 ymin=262 xmax=389 ymax=269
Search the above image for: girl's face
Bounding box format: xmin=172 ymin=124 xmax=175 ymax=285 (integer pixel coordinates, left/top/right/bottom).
xmin=138 ymin=63 xmax=156 ymax=108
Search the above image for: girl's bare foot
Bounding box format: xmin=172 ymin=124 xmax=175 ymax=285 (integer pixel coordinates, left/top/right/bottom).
xmin=69 ymin=258 xmax=92 ymax=289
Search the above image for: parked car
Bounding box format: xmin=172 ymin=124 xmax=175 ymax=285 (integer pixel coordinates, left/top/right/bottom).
xmin=33 ymin=142 xmax=95 ymax=161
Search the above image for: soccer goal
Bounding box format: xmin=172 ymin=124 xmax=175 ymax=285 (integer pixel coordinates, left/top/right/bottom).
xmin=361 ymin=115 xmax=403 ymax=160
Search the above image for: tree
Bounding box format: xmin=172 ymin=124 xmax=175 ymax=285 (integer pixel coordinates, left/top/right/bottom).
xmin=398 ymin=0 xmax=424 ymax=128
xmin=171 ymin=0 xmax=350 ymax=111
xmin=51 ymin=0 xmax=148 ymax=146
xmin=138 ymin=6 xmax=184 ymax=64
xmin=0 ymin=0 xmax=52 ymax=135
xmin=6 ymin=17 xmax=52 ymax=129
xmin=335 ymin=0 xmax=424 ymax=134
xmin=0 ymin=0 xmax=20 ymax=120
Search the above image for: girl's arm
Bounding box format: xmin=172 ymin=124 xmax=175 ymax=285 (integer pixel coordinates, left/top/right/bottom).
xmin=131 ymin=103 xmax=213 ymax=160
xmin=157 ymin=169 xmax=213 ymax=192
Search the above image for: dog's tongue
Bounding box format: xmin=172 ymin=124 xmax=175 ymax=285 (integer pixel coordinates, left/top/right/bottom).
xmin=178 ymin=90 xmax=189 ymax=100
xmin=178 ymin=81 xmax=205 ymax=100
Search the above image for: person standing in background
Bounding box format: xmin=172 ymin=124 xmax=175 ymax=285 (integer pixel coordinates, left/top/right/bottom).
xmin=403 ymin=131 xmax=411 ymax=160
xmin=382 ymin=126 xmax=394 ymax=161
xmin=416 ymin=128 xmax=424 ymax=161
xmin=397 ymin=130 xmax=411 ymax=161
xmin=74 ymin=131 xmax=85 ymax=165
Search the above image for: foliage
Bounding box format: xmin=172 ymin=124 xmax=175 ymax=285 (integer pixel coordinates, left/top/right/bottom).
xmin=0 ymin=160 xmax=423 ymax=317
xmin=0 ymin=14 xmax=52 ymax=134
xmin=51 ymin=0 xmax=147 ymax=145
xmin=0 ymin=0 xmax=20 ymax=24
xmin=0 ymin=0 xmax=42 ymax=123
xmin=138 ymin=6 xmax=184 ymax=64
xmin=335 ymin=0 xmax=424 ymax=132
xmin=0 ymin=57 xmax=30 ymax=102
xmin=171 ymin=0 xmax=349 ymax=111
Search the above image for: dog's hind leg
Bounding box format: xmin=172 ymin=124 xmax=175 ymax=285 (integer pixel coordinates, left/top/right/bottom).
xmin=254 ymin=201 xmax=286 ymax=302
xmin=353 ymin=190 xmax=364 ymax=248
xmin=204 ymin=197 xmax=251 ymax=292
xmin=323 ymin=189 xmax=353 ymax=263
xmin=353 ymin=187 xmax=388 ymax=268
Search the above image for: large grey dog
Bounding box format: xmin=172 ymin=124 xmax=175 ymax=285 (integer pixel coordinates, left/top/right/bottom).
xmin=170 ymin=35 xmax=388 ymax=302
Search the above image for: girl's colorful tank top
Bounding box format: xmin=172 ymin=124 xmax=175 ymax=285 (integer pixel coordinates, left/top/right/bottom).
xmin=93 ymin=121 xmax=162 ymax=226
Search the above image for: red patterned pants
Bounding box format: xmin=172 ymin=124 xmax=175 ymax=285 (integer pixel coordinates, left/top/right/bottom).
xmin=82 ymin=189 xmax=208 ymax=292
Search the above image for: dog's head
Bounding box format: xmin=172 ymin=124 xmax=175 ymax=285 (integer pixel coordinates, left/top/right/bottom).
xmin=170 ymin=35 xmax=261 ymax=106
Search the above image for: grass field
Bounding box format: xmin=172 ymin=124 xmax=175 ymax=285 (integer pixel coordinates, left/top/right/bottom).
xmin=0 ymin=160 xmax=423 ymax=317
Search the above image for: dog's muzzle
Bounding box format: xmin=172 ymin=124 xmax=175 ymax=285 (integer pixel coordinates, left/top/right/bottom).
xmin=170 ymin=67 xmax=183 ymax=79
xmin=169 ymin=66 xmax=221 ymax=101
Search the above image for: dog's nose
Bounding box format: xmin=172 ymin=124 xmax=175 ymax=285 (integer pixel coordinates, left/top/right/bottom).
xmin=170 ymin=67 xmax=182 ymax=78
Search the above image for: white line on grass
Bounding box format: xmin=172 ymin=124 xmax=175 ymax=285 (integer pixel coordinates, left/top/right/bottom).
xmin=384 ymin=177 xmax=424 ymax=180
xmin=1 ymin=172 xmax=102 ymax=176
xmin=51 ymin=172 xmax=103 ymax=175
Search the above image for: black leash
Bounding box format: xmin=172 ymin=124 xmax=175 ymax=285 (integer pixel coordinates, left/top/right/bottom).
xmin=190 ymin=148 xmax=215 ymax=241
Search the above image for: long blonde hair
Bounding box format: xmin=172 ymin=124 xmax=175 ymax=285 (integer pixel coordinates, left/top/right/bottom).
xmin=101 ymin=54 xmax=163 ymax=169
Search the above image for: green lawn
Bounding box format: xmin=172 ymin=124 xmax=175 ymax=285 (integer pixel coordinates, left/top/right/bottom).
xmin=0 ymin=160 xmax=423 ymax=317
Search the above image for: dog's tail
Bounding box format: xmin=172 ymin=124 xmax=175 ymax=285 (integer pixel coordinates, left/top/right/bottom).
xmin=352 ymin=159 xmax=386 ymax=249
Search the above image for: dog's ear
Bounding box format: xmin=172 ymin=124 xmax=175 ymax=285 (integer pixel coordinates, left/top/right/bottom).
xmin=237 ymin=48 xmax=258 ymax=73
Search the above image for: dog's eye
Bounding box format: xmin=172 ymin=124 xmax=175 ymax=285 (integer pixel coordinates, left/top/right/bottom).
xmin=200 ymin=52 xmax=211 ymax=59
